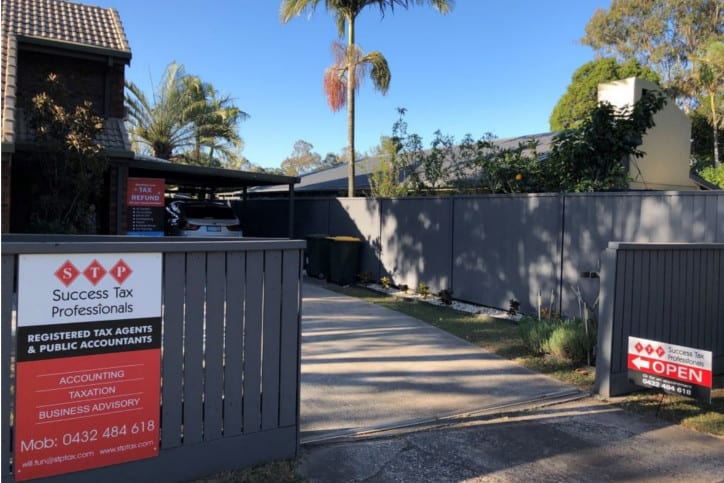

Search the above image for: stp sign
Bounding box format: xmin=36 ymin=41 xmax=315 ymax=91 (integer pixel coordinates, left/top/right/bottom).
xmin=627 ymin=336 xmax=712 ymax=403
xmin=18 ymin=253 xmax=161 ymax=326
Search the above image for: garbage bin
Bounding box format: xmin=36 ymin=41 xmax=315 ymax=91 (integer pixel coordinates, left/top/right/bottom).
xmin=305 ymin=234 xmax=330 ymax=279
xmin=327 ymin=236 xmax=362 ymax=285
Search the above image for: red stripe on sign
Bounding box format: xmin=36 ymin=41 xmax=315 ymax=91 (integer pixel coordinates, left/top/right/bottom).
xmin=628 ymin=354 xmax=712 ymax=387
xmin=14 ymin=349 xmax=160 ymax=481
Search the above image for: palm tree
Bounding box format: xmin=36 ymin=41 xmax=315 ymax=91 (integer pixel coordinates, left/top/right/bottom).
xmin=183 ymin=79 xmax=248 ymax=166
xmin=125 ymin=62 xmax=248 ymax=165
xmin=281 ymin=0 xmax=453 ymax=197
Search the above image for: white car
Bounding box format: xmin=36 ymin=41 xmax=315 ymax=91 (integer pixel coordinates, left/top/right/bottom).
xmin=165 ymin=200 xmax=243 ymax=237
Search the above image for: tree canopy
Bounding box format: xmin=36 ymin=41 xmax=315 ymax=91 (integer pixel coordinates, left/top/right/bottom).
xmin=280 ymin=140 xmax=323 ymax=176
xmin=125 ymin=62 xmax=248 ymax=168
xmin=582 ymin=0 xmax=722 ymax=112
xmin=549 ymin=58 xmax=660 ymax=131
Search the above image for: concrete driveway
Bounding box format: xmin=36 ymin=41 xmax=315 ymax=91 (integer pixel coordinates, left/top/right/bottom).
xmin=297 ymin=283 xmax=724 ymax=482
xmin=300 ymin=283 xmax=578 ymax=442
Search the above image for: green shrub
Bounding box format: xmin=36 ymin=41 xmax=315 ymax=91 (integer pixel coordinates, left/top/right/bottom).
xmin=519 ymin=317 xmax=596 ymax=364
xmin=518 ymin=317 xmax=556 ymax=355
xmin=700 ymin=164 xmax=724 ymax=188
xmin=547 ymin=319 xmax=596 ymax=364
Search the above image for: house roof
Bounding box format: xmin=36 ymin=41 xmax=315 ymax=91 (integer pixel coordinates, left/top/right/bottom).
xmin=2 ymin=0 xmax=131 ymax=54
xmin=253 ymin=132 xmax=557 ymax=195
xmin=2 ymin=0 xmax=132 ymax=150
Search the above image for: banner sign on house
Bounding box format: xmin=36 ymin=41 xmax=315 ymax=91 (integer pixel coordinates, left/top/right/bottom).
xmin=627 ymin=336 xmax=712 ymax=404
xmin=126 ymin=178 xmax=165 ymax=236
xmin=15 ymin=253 xmax=162 ymax=481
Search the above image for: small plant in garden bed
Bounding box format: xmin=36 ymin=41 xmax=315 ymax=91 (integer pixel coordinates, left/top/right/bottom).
xmin=438 ymin=289 xmax=453 ymax=305
xmin=416 ymin=282 xmax=431 ymax=299
xmin=508 ymin=298 xmax=520 ymax=316
xmin=397 ymin=283 xmax=409 ymax=293
xmin=380 ymin=276 xmax=393 ymax=289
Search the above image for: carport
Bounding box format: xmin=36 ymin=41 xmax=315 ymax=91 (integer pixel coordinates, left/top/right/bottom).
xmin=110 ymin=155 xmax=300 ymax=237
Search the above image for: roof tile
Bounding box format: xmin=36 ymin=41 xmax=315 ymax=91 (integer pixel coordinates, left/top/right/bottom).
xmin=2 ymin=0 xmax=131 ymax=53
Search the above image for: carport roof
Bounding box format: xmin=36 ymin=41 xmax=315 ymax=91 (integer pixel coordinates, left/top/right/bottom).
xmin=114 ymin=155 xmax=299 ymax=192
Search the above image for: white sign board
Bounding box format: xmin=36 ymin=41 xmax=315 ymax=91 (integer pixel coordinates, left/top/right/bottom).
xmin=628 ymin=336 xmax=712 ymax=403
xmin=18 ymin=253 xmax=162 ymax=326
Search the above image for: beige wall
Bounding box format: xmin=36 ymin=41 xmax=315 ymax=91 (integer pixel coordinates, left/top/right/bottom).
xmin=598 ymin=77 xmax=697 ymax=190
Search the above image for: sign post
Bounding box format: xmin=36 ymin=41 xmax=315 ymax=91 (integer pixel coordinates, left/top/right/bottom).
xmin=627 ymin=336 xmax=712 ymax=403
xmin=14 ymin=253 xmax=162 ymax=481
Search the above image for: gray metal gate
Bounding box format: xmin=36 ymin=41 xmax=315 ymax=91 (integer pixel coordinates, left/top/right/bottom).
xmin=2 ymin=236 xmax=304 ymax=482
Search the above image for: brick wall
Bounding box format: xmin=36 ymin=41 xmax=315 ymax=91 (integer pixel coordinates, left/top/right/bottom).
xmin=109 ymin=63 xmax=125 ymax=118
xmin=16 ymin=49 xmax=123 ymax=117
xmin=1 ymin=155 xmax=11 ymax=233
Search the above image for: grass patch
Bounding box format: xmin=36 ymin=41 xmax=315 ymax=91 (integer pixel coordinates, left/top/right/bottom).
xmin=192 ymin=460 xmax=302 ymax=483
xmin=609 ymin=389 xmax=724 ymax=435
xmin=323 ymin=282 xmax=723 ymax=437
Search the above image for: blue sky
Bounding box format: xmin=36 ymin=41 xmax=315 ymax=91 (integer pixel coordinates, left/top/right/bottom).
xmin=96 ymin=1 xmax=610 ymax=168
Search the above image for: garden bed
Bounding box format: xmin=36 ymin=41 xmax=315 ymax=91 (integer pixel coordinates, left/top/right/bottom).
xmin=362 ymin=282 xmax=523 ymax=322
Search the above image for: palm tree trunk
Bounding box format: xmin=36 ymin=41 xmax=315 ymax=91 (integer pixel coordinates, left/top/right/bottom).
xmin=346 ymin=15 xmax=356 ymax=197
xmin=711 ymin=93 xmax=721 ymax=167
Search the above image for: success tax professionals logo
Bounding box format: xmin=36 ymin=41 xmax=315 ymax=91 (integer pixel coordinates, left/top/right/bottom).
xmin=55 ymin=259 xmax=132 ymax=287
xmin=18 ymin=253 xmax=162 ymax=327
xmin=49 ymin=258 xmax=135 ymax=320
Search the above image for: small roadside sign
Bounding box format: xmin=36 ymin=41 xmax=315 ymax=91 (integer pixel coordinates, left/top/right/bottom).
xmin=627 ymin=336 xmax=712 ymax=403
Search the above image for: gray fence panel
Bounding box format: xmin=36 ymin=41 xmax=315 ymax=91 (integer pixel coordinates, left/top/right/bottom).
xmin=294 ymin=199 xmax=332 ymax=237
xmin=279 ymin=250 xmax=301 ymax=428
xmin=595 ymin=243 xmax=724 ymax=397
xmin=204 ymin=252 xmax=226 ymax=440
xmin=1 ymin=255 xmax=15 ymax=476
xmin=161 ymin=253 xmax=185 ymax=449
xmin=224 ymin=252 xmax=245 ymax=437
xmin=184 ymin=252 xmax=206 ymax=443
xmin=262 ymin=251 xmax=282 ymax=430
xmin=380 ymin=198 xmax=453 ymax=293
xmin=243 ymin=251 xmax=264 ymax=434
xmin=562 ymin=192 xmax=724 ymax=317
xmin=234 ymin=199 xmax=290 ymax=237
xmin=452 ymin=194 xmax=563 ymax=313
xmin=329 ymin=198 xmax=381 ymax=279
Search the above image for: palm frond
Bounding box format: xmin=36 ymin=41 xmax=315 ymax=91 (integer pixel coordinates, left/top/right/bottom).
xmin=363 ymin=51 xmax=391 ymax=94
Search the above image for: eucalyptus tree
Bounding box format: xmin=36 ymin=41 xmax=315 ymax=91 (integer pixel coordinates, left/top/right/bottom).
xmin=125 ymin=62 xmax=248 ymax=166
xmin=281 ymin=0 xmax=453 ymax=197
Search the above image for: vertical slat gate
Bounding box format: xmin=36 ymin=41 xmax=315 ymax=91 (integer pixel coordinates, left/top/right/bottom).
xmin=243 ymin=251 xmax=264 ymax=433
xmin=224 ymin=252 xmax=245 ymax=437
xmin=184 ymin=252 xmax=206 ymax=444
xmin=162 ymin=253 xmax=185 ymax=449
xmin=279 ymin=250 xmax=301 ymax=427
xmin=204 ymin=252 xmax=226 ymax=440
xmin=1 ymin=239 xmax=304 ymax=483
xmin=262 ymin=251 xmax=282 ymax=430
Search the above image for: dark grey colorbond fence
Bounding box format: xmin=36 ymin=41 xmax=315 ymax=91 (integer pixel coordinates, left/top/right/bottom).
xmin=239 ymin=191 xmax=723 ymax=318
xmin=595 ymin=243 xmax=723 ymax=396
xmin=1 ymin=236 xmax=304 ymax=483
